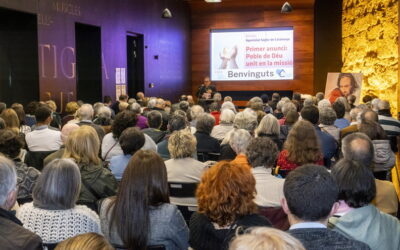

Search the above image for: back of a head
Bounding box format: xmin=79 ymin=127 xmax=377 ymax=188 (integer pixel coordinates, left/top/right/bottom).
xmin=300 ymin=105 xmax=319 ymax=125
xmin=147 ymin=110 xmax=162 ymax=129
xmin=256 ymin=114 xmax=279 ymax=136
xmin=272 ymin=92 xmax=280 ymax=101
xmin=78 ymin=104 xmax=94 ymax=121
xmin=103 ymin=95 xmax=112 ymax=104
xmin=285 ymin=110 xmax=299 ymax=125
xmin=359 ymin=120 xmax=387 ymax=140
xmin=284 ymin=165 xmax=338 ymax=221
xmin=35 ymin=105 xmax=52 ymax=123
xmin=64 ymin=126 xmax=100 ymax=165
xmin=303 ymin=98 xmax=314 ymax=107
xmin=341 ymin=132 xmax=374 ymax=169
xmin=360 ymin=110 xmax=378 ymax=123
xmin=119 ymin=94 xmax=128 ymax=102
xmin=332 ymin=101 xmax=345 ymax=119
xmin=25 ymin=101 xmax=39 ymax=115
xmin=362 ymin=95 xmax=373 ymax=104
xmin=282 ymin=102 xmax=297 ymax=117
xmin=168 ymin=113 xmax=187 ymax=133
xmin=377 ymin=100 xmax=390 ymax=111
xmin=168 ymin=129 xmax=196 ymax=159
xmin=196 ymin=113 xmax=215 ymax=135
xmin=65 ymin=102 xmax=79 ymax=115
xmin=371 ymin=98 xmax=381 ymax=111
xmin=119 ymin=127 xmax=145 ymax=155
xmin=292 ymin=92 xmax=301 ymax=101
xmin=260 ymin=94 xmax=269 ymax=103
xmin=0 ymin=109 xmax=19 ymax=131
xmin=191 ymin=105 xmax=205 ymax=120
xmin=246 ymin=137 xmax=278 ymax=168
xmin=234 ymin=111 xmax=258 ymax=133
xmin=128 ymin=103 xmax=141 ymax=114
xmin=0 ymin=129 xmax=23 ymax=158
xmin=197 ymin=161 xmax=257 ymax=227
xmin=112 ymin=110 xmax=138 ymax=138
xmin=56 ymin=233 xmax=113 ymax=250
xmin=230 ymin=227 xmax=305 ymax=250
xmin=229 ymin=129 xmax=252 ymax=155
xmin=33 ymin=158 xmax=81 ymax=210
xmin=315 ymin=92 xmax=324 ymax=101
xmin=331 ymin=159 xmax=376 ymax=208
xmin=221 ymin=101 xmax=236 ymax=113
xmin=0 ymin=156 xmax=17 ymax=207
xmin=319 ymin=107 xmax=337 ymax=126
xmin=113 ymin=150 xmax=169 ymax=249
xmin=224 ymin=96 xmax=233 ymax=102
xmin=220 ymin=109 xmax=235 ymax=124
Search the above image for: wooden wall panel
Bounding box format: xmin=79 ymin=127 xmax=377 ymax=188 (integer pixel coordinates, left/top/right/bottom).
xmin=191 ymin=3 xmax=315 ymax=98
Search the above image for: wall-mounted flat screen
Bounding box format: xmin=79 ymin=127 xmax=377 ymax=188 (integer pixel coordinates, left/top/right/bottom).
xmin=210 ymin=27 xmax=294 ymax=81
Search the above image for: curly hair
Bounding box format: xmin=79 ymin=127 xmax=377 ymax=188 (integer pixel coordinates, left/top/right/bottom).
xmin=246 ymin=137 xmax=279 ymax=168
xmin=284 ymin=120 xmax=321 ymax=165
xmin=196 ymin=161 xmax=257 ymax=227
xmin=111 ymin=110 xmax=138 ymax=139
xmin=0 ymin=129 xmax=23 ymax=158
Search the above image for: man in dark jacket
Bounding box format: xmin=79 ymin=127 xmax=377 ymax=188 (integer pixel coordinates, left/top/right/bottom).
xmin=0 ymin=156 xmax=42 ymax=250
xmin=283 ymin=165 xmax=370 ymax=250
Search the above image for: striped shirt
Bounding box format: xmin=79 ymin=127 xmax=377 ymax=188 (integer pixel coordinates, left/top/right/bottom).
xmin=378 ymin=115 xmax=400 ymax=136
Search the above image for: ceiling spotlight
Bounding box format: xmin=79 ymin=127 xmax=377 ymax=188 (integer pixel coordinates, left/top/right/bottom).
xmin=205 ymin=0 xmax=221 ymax=2
xmin=162 ymin=8 xmax=172 ymax=19
xmin=281 ymin=2 xmax=293 ymax=13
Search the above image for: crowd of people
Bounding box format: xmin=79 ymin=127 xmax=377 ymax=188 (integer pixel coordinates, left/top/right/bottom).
xmin=0 ymin=88 xmax=399 ymax=250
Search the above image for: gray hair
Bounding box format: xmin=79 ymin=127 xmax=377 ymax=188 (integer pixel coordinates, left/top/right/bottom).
xmin=349 ymin=107 xmax=362 ymax=122
xmin=255 ymin=114 xmax=280 ymax=137
xmin=196 ymin=114 xmax=216 ymax=135
xmin=303 ymin=98 xmax=314 ymax=107
xmin=371 ymin=98 xmax=381 ymax=112
xmin=33 ymin=158 xmax=81 ymax=210
xmin=93 ymin=102 xmax=104 ymax=116
xmin=0 ymin=156 xmax=17 ymax=206
xmin=229 ymin=129 xmax=252 ymax=154
xmin=168 ymin=130 xmax=197 ymax=159
xmin=213 ymin=92 xmax=222 ymax=102
xmin=224 ymin=96 xmax=233 ymax=102
xmin=378 ymin=100 xmax=390 ymax=110
xmin=319 ymin=107 xmax=337 ymax=126
xmin=335 ymin=97 xmax=351 ymax=111
xmin=282 ymin=102 xmax=297 ymax=117
xmin=219 ymin=109 xmax=235 ymax=124
xmin=97 ymin=106 xmax=112 ymax=119
xmin=317 ymin=99 xmax=331 ymax=110
xmin=249 ymin=96 xmax=263 ymax=103
xmin=128 ymin=98 xmax=137 ymax=104
xmin=78 ymin=104 xmax=94 ymax=121
xmin=129 ymin=103 xmax=142 ymax=114
xmin=147 ymin=98 xmax=157 ymax=108
xmin=221 ymin=101 xmax=236 ymax=113
xmin=276 ymin=99 xmax=289 ymax=112
xmin=234 ymin=111 xmax=258 ymax=133
xmin=246 ymin=137 xmax=279 ymax=168
xmin=341 ymin=132 xmax=374 ymax=169
xmin=316 ymin=92 xmax=325 ymax=102
xmin=190 ymin=105 xmax=204 ymax=120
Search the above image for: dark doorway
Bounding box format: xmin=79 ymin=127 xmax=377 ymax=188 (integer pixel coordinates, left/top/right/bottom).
xmin=127 ymin=34 xmax=144 ymax=98
xmin=75 ymin=23 xmax=102 ymax=104
xmin=0 ymin=8 xmax=39 ymax=106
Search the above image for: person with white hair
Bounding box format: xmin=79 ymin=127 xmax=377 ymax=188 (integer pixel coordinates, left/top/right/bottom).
xmin=255 ymin=114 xmax=282 ymax=150
xmin=319 ymin=107 xmax=339 ymax=141
xmin=211 ymin=109 xmax=235 ymax=141
xmin=221 ymin=101 xmax=237 ymax=113
xmin=303 ymin=97 xmax=314 ymax=107
xmin=0 ymin=156 xmax=42 ymax=249
xmin=190 ymin=105 xmax=205 ymax=128
xmin=230 ymin=129 xmax=253 ymax=168
xmin=77 ymin=104 xmax=105 ymax=142
xmin=317 ymin=99 xmax=331 ymax=110
xmin=280 ymin=102 xmax=297 ymax=126
xmin=152 ymin=98 xmax=169 ymax=131
xmin=93 ymin=106 xmax=113 ymax=134
xmin=371 ymin=98 xmax=380 ymax=112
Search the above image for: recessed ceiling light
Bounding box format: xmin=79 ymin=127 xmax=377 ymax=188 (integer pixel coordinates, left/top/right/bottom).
xmin=205 ymin=0 xmax=221 ymax=3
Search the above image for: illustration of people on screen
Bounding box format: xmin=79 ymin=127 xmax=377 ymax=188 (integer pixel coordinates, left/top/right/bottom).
xmin=219 ymin=45 xmax=239 ymax=69
xmin=328 ymin=73 xmax=360 ymax=104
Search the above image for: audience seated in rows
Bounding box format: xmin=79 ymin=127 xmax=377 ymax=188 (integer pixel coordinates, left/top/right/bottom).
xmin=100 ymin=150 xmax=189 ymax=249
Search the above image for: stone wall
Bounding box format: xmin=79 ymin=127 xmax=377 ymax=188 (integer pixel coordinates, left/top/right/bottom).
xmin=342 ymin=0 xmax=398 ymax=114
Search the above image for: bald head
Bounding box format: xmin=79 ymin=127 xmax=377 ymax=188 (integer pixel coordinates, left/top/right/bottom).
xmin=61 ymin=123 xmax=80 ymax=144
xmin=361 ymin=110 xmax=378 ymax=123
xmin=341 ymin=132 xmax=374 ymax=169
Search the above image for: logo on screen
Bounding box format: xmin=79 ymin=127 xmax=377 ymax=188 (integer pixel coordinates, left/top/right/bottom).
xmin=276 ymin=69 xmax=286 ymax=78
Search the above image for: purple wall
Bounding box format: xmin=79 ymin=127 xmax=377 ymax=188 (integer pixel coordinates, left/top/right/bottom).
xmin=0 ymin=0 xmax=191 ymax=111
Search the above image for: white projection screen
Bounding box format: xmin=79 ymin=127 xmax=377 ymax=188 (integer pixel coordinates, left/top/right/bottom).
xmin=210 ymin=27 xmax=294 ymax=81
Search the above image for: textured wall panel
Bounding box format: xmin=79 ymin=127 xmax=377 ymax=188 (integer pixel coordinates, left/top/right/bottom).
xmin=342 ymin=0 xmax=398 ymax=114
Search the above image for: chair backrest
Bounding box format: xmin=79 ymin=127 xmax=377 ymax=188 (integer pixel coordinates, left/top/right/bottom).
xmin=197 ymin=152 xmax=221 ymax=162
xmin=24 ymin=150 xmax=57 ymax=171
xmin=168 ymin=182 xmax=198 ymax=198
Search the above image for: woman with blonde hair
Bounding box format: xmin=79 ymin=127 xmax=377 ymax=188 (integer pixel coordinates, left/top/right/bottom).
xmin=63 ymin=125 xmax=117 ymax=211
xmin=62 ymin=101 xmax=80 ymax=127
xmin=229 ymin=227 xmax=305 ymax=250
xmin=189 ymin=161 xmax=271 ymax=250
xmin=0 ymin=108 xmax=20 ymax=134
xmin=277 ymin=120 xmax=323 ymax=173
xmin=55 ymin=233 xmax=113 ymax=250
xmin=255 ymin=114 xmax=282 ymax=150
